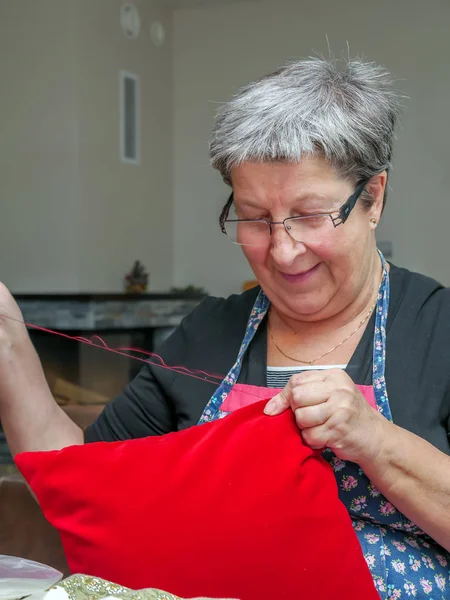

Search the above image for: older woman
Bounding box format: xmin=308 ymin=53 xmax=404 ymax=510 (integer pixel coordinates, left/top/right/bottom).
xmin=1 ymin=58 xmax=450 ymax=598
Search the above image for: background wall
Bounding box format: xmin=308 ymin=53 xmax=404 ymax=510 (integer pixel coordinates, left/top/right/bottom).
xmin=75 ymin=0 xmax=173 ymax=292
xmin=0 ymin=0 xmax=79 ymax=291
xmin=173 ymin=0 xmax=450 ymax=297
xmin=1 ymin=0 xmax=449 ymax=296
xmin=0 ymin=0 xmax=173 ymax=292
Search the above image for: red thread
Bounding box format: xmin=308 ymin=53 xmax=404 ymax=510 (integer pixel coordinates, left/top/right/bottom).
xmin=90 ymin=335 xmax=109 ymax=348
xmin=116 ymin=347 xmax=224 ymax=381
xmin=1 ymin=315 xmax=223 ymax=385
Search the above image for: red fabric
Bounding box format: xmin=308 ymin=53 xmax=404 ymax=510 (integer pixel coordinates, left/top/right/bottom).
xmin=222 ymin=383 xmax=377 ymax=413
xmin=15 ymin=401 xmax=378 ymax=599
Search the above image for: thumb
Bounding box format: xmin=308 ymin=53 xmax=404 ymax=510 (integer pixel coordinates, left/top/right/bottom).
xmin=264 ymin=388 xmax=290 ymax=416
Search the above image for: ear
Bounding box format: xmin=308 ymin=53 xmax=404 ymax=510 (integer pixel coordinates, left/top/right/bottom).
xmin=367 ymin=171 xmax=387 ymax=225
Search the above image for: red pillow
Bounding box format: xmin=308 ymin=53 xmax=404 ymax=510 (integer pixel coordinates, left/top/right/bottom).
xmin=16 ymin=401 xmax=378 ymax=600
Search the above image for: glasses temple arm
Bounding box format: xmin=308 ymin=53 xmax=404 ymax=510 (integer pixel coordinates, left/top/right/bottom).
xmin=334 ymin=179 xmax=369 ymax=226
xmin=219 ymin=193 xmax=234 ymax=233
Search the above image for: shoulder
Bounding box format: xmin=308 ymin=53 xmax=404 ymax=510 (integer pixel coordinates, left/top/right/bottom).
xmin=180 ymin=286 xmax=260 ymax=335
xmin=385 ymin=264 xmax=450 ymax=450
xmin=154 ymin=286 xmax=260 ymax=376
xmin=389 ymin=262 xmax=443 ymax=295
xmin=193 ymin=286 xmax=260 ymax=316
xmin=388 ymin=263 xmax=450 ymax=358
xmin=389 ymin=263 xmax=449 ymax=317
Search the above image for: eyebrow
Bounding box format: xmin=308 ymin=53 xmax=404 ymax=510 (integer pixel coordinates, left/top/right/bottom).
xmin=235 ymin=192 xmax=337 ymax=207
xmin=293 ymin=192 xmax=335 ymax=203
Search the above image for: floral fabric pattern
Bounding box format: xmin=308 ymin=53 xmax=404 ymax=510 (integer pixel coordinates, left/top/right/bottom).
xmin=199 ymin=252 xmax=450 ymax=598
xmin=326 ymin=448 xmax=449 ymax=599
xmin=197 ymin=292 xmax=269 ymax=424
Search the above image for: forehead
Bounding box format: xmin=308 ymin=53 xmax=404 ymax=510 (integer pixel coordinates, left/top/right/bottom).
xmin=230 ymin=158 xmax=351 ymax=205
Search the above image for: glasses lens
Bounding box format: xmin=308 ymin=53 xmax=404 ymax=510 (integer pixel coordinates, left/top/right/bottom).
xmin=286 ymin=214 xmax=335 ymax=242
xmin=224 ymin=220 xmax=270 ymax=246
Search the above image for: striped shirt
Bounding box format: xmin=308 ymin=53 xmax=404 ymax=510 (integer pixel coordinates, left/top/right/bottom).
xmin=266 ymin=365 xmax=347 ymax=388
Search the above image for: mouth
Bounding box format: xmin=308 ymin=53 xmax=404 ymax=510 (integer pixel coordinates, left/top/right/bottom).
xmin=280 ymin=263 xmax=321 ymax=284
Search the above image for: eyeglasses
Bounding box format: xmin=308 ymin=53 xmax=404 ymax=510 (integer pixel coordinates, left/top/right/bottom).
xmin=219 ymin=179 xmax=368 ymax=247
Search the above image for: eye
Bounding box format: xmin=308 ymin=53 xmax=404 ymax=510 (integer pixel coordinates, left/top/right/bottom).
xmin=235 ymin=207 xmax=267 ymax=221
xmin=232 ymin=198 xmax=270 ymax=220
xmin=306 ymin=215 xmax=328 ymax=227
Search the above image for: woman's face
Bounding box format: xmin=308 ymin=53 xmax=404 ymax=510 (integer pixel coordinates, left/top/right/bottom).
xmin=230 ymin=157 xmax=386 ymax=321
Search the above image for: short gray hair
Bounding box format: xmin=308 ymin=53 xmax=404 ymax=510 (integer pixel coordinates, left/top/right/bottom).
xmin=210 ymin=57 xmax=403 ymax=206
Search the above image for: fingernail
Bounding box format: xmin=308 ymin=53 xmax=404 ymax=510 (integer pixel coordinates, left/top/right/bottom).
xmin=264 ymin=399 xmax=278 ymax=415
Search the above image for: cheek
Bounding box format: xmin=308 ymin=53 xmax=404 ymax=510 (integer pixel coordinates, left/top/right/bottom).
xmin=305 ymin=239 xmax=334 ymax=261
xmin=308 ymin=220 xmax=370 ymax=263
xmin=303 ymin=237 xmax=350 ymax=266
xmin=242 ymin=247 xmax=268 ymax=269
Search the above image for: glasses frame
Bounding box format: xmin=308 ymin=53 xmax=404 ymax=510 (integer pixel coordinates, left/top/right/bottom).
xmin=219 ymin=179 xmax=369 ymax=245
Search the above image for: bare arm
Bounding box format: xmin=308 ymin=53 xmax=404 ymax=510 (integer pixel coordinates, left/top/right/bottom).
xmin=359 ymin=419 xmax=450 ymax=552
xmin=0 ymin=284 xmax=83 ymax=456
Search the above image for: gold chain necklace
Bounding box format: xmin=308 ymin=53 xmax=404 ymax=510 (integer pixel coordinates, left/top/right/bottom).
xmin=269 ymin=271 xmax=384 ymax=366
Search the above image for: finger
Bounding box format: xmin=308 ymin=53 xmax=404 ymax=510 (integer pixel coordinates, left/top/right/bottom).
xmin=265 ymin=372 xmax=329 ymax=416
xmin=294 ymin=402 xmax=331 ymax=429
xmin=322 ymin=367 xmax=353 ymax=387
xmin=290 ymin=381 xmax=335 ymax=409
xmin=264 ymin=390 xmax=290 ymax=415
xmin=289 ymin=370 xmax=327 ymax=386
xmin=301 ymin=423 xmax=330 ymax=450
xmin=264 ymin=373 xmax=300 ymax=415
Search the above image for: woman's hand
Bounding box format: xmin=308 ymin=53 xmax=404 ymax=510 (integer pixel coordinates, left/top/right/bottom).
xmin=0 ymin=282 xmax=83 ymax=454
xmin=0 ymin=282 xmax=37 ymax=404
xmin=264 ymin=370 xmax=450 ymax=551
xmin=264 ymin=369 xmax=391 ymax=464
xmin=0 ymin=282 xmax=31 ymax=348
xmin=0 ymin=282 xmax=55 ymax=410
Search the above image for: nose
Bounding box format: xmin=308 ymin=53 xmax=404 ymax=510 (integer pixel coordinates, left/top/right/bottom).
xmin=269 ymin=224 xmax=307 ymax=267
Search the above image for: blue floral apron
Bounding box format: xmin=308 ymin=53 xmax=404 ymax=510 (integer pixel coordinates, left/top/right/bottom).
xmin=198 ymin=254 xmax=449 ymax=599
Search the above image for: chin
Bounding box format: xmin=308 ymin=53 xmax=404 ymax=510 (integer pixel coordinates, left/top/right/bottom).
xmin=285 ymin=300 xmax=326 ymax=318
xmin=267 ymin=290 xmax=329 ymax=319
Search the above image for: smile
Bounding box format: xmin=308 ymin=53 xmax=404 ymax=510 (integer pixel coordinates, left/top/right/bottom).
xmin=280 ymin=263 xmax=321 ymax=283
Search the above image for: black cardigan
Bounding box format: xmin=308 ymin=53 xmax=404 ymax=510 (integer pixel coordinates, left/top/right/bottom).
xmin=86 ymin=264 xmax=450 ymax=455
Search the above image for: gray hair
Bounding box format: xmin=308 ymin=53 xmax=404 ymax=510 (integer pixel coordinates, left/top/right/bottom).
xmin=210 ymin=57 xmax=403 ymax=207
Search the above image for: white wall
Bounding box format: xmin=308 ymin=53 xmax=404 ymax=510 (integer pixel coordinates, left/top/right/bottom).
xmin=75 ymin=0 xmax=174 ymax=292
xmin=0 ymin=0 xmax=173 ymax=292
xmin=0 ymin=0 xmax=79 ymax=291
xmin=173 ymin=0 xmax=450 ymax=297
xmin=3 ymin=0 xmax=449 ymax=295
